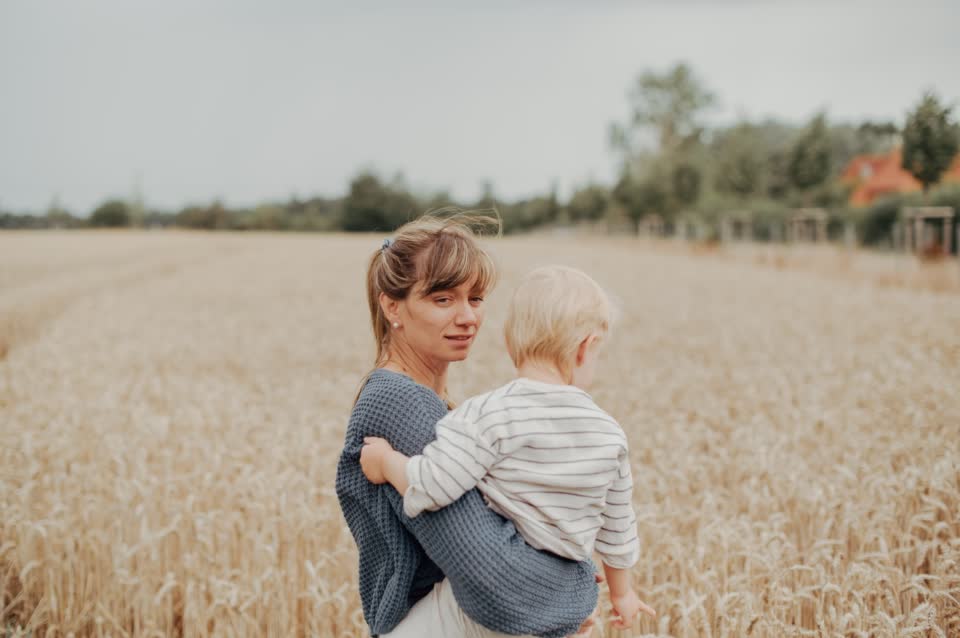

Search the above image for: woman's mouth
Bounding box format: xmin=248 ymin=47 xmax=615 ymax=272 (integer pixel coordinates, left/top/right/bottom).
xmin=445 ymin=335 xmax=474 ymax=343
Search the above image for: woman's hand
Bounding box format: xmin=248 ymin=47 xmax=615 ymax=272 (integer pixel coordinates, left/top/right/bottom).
xmin=360 ymin=437 xmax=394 ymax=484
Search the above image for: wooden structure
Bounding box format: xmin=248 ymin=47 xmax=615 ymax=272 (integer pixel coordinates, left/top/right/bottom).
xmin=720 ymin=212 xmax=752 ymax=243
xmin=902 ymin=207 xmax=955 ymax=255
xmin=674 ymin=213 xmax=708 ymax=241
xmin=843 ymin=221 xmax=858 ymax=249
xmin=766 ymin=221 xmax=784 ymax=243
xmin=892 ymin=222 xmax=903 ymax=252
xmin=787 ymin=208 xmax=828 ymax=243
xmin=638 ymin=214 xmax=665 ymax=238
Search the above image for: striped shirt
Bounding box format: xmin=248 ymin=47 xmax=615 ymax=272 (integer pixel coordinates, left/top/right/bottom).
xmin=404 ymin=378 xmax=640 ymax=569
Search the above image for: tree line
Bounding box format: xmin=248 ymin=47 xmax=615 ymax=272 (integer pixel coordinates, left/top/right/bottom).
xmin=3 ymin=64 xmax=958 ymax=248
xmin=604 ymin=65 xmax=959 ymax=244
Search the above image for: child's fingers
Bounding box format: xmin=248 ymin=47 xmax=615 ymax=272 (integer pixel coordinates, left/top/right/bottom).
xmin=639 ymin=601 xmax=657 ymax=618
xmin=609 ymin=607 xmax=631 ymax=629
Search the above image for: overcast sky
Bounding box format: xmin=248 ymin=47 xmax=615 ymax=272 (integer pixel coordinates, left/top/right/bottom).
xmin=2 ymin=0 xmax=958 ymax=214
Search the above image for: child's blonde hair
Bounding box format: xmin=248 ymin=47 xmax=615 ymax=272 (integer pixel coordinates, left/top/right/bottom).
xmin=504 ymin=265 xmax=613 ymax=378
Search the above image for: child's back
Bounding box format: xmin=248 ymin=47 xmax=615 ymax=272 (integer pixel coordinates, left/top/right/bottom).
xmin=403 ymin=377 xmax=638 ymax=570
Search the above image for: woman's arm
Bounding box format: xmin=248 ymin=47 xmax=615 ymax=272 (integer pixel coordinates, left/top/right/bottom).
xmin=380 ymin=483 xmax=598 ymax=637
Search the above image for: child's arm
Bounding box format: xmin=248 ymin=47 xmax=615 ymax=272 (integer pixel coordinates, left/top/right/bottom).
xmin=602 ymin=563 xmax=632 ymax=599
xmin=596 ymin=446 xmax=655 ymax=627
xmin=595 ymin=447 xmax=640 ymax=568
xmin=360 ymin=414 xmax=500 ymax=518
xmin=602 ymin=563 xmax=656 ymax=628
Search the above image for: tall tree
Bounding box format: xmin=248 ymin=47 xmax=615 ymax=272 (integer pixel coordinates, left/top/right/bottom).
xmin=474 ymin=180 xmax=497 ymax=211
xmin=609 ymin=62 xmax=715 ymax=157
xmin=567 ymin=184 xmax=609 ymax=222
xmin=713 ymin=123 xmax=765 ymax=200
xmin=788 ymin=113 xmax=832 ymax=197
xmin=856 ymin=121 xmax=899 ymax=154
xmin=902 ymin=92 xmax=960 ymax=194
xmin=613 ymin=166 xmax=669 ymax=234
xmin=341 ymin=172 xmax=417 ymax=232
xmin=671 ymin=160 xmax=702 ymax=209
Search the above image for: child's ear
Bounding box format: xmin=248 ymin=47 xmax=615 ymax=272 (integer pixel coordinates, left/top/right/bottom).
xmin=575 ymin=335 xmax=596 ymax=366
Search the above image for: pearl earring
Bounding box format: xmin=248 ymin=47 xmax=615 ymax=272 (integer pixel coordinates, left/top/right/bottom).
xmin=392 ymin=322 xmax=400 ymax=329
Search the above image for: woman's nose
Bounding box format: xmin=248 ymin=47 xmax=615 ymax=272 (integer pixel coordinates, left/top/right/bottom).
xmin=455 ymin=301 xmax=477 ymax=325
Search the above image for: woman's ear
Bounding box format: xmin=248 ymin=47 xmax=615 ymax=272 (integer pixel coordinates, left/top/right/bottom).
xmin=379 ymin=292 xmax=401 ymax=325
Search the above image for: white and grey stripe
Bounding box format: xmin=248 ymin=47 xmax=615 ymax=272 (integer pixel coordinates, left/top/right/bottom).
xmin=403 ymin=377 xmax=640 ymax=569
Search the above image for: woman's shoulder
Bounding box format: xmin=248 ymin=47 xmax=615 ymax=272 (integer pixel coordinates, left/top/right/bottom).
xmin=350 ymin=369 xmax=448 ymax=454
xmin=358 ymin=368 xmax=445 ymax=409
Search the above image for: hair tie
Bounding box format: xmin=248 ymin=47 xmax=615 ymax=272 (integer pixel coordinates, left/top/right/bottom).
xmin=382 ymin=238 xmax=393 ymax=251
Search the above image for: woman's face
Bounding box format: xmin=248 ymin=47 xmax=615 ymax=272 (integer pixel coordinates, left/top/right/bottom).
xmin=394 ymin=277 xmax=486 ymax=365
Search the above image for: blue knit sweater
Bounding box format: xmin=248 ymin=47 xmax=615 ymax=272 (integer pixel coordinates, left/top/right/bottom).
xmin=336 ymin=368 xmax=598 ymax=637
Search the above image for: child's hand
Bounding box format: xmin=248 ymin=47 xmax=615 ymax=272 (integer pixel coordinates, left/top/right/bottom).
xmin=609 ymin=589 xmax=656 ymax=629
xmin=360 ymin=437 xmax=394 ymax=484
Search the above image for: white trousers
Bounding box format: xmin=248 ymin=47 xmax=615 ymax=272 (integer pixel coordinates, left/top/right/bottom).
xmin=381 ymin=579 xmax=533 ymax=638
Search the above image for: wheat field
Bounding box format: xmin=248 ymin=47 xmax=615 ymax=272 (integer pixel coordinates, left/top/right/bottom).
xmin=1 ymin=231 xmax=958 ymax=637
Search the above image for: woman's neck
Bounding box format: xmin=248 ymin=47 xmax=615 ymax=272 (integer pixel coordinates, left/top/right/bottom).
xmin=382 ymin=343 xmax=449 ymax=398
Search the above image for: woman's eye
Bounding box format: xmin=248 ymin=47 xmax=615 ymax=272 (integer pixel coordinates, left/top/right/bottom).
xmin=470 ymin=296 xmax=484 ymax=304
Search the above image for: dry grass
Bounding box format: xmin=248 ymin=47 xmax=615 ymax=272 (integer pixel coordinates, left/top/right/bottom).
xmin=731 ymin=242 xmax=960 ymax=295
xmin=1 ymin=231 xmax=958 ymax=637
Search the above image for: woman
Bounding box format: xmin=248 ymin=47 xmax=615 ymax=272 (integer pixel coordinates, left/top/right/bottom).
xmin=335 ymin=214 xmax=599 ymax=637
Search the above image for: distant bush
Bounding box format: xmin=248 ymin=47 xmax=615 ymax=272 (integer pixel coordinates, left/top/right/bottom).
xmin=175 ymin=202 xmax=228 ymax=230
xmin=859 ymin=195 xmax=903 ymax=247
xmin=0 ymin=212 xmax=50 ymax=229
xmin=89 ymin=200 xmax=130 ymax=227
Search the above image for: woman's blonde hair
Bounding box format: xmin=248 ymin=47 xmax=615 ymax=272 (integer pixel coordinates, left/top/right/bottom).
xmin=359 ymin=211 xmax=500 ymax=401
xmin=504 ymin=265 xmax=613 ymax=379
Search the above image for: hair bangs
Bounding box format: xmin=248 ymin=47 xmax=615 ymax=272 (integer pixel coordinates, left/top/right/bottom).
xmin=417 ymin=230 xmax=496 ymax=297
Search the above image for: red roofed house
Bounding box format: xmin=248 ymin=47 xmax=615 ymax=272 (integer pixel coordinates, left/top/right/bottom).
xmin=841 ymin=148 xmax=960 ymax=207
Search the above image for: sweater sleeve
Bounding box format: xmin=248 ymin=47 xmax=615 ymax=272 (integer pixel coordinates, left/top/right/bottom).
xmin=366 ymin=377 xmax=598 ymax=637
xmin=387 ymin=485 xmax=597 ymax=637
xmin=403 ymin=414 xmax=500 ymax=517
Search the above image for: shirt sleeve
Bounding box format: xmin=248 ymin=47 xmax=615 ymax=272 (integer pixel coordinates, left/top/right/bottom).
xmin=403 ymin=413 xmax=500 ymax=517
xmin=595 ymin=446 xmax=640 ymax=569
